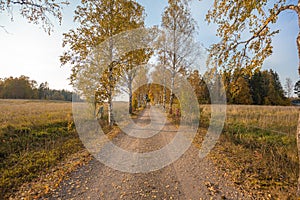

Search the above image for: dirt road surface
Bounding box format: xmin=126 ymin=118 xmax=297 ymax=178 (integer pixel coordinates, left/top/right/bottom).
xmin=44 ymin=107 xmax=249 ymax=200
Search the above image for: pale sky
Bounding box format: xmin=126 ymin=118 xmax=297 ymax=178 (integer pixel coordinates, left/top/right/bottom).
xmin=0 ymin=0 xmax=299 ymax=90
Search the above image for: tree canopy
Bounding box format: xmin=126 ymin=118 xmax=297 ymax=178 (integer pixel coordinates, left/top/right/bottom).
xmin=206 ymin=0 xmax=300 ymax=75
xmin=61 ymin=0 xmax=146 ymax=126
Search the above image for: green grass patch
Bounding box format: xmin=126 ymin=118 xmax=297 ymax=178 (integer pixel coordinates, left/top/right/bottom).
xmin=0 ymin=100 xmax=85 ymax=199
xmin=0 ymin=121 xmax=83 ymax=199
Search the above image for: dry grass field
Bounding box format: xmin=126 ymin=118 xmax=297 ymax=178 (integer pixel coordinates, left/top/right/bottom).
xmin=0 ymin=99 xmax=84 ymax=199
xmin=0 ymin=99 xmax=72 ymax=128
xmin=193 ymin=104 xmax=300 ymax=199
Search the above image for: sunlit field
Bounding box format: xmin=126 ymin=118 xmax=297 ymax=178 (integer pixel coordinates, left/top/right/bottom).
xmin=0 ymin=99 xmax=73 ymax=130
xmin=194 ymin=104 xmax=300 ymax=199
xmin=0 ymin=100 xmax=84 ymax=199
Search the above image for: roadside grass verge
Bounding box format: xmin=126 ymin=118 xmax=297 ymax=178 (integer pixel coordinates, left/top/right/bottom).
xmin=167 ymin=103 xmax=299 ymax=199
xmin=211 ymin=126 xmax=298 ymax=199
xmin=0 ymin=121 xmax=85 ymax=198
xmin=197 ymin=105 xmax=299 ymax=199
xmin=0 ymin=100 xmax=86 ymax=199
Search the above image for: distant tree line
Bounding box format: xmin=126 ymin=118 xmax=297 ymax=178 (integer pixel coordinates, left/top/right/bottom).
xmin=148 ymin=67 xmax=290 ymax=107
xmin=0 ymin=75 xmax=73 ymax=101
xmin=186 ymin=69 xmax=290 ymax=106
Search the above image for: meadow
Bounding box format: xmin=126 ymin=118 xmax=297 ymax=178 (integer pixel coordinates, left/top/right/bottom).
xmin=0 ymin=100 xmax=85 ymax=199
xmin=193 ymin=104 xmax=300 ymax=199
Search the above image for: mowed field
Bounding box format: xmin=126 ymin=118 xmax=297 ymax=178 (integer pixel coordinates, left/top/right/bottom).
xmin=1 ymin=100 xmax=300 ymax=199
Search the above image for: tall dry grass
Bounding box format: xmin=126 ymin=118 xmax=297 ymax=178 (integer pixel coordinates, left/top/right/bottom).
xmin=0 ymin=100 xmax=83 ymax=199
xmin=0 ymin=99 xmax=72 ymax=130
xmin=195 ymin=104 xmax=300 ymax=199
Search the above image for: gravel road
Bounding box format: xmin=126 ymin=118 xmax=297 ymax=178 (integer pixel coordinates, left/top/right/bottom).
xmin=44 ymin=107 xmax=249 ymax=200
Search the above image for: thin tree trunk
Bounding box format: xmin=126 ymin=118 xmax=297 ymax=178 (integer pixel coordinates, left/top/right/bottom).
xmin=163 ymin=48 xmax=167 ymax=109
xmin=108 ymin=102 xmax=114 ymax=126
xmin=297 ymin=10 xmax=300 ymax=196
xmin=169 ymin=72 xmax=175 ymax=114
xmin=169 ymin=22 xmax=177 ymax=115
xmin=108 ymin=36 xmax=114 ymax=127
xmin=163 ymin=72 xmax=166 ymax=109
xmin=128 ymin=79 xmax=133 ymax=114
xmin=138 ymin=94 xmax=140 ymax=108
xmin=108 ymin=91 xmax=114 ymax=126
xmin=297 ymin=113 xmax=300 ymax=197
xmin=94 ymin=96 xmax=97 ymax=118
xmin=108 ymin=66 xmax=114 ymax=127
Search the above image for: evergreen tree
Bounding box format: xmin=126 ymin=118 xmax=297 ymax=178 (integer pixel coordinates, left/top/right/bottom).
xmin=188 ymin=70 xmax=209 ymax=104
xmin=230 ymin=76 xmax=253 ymax=105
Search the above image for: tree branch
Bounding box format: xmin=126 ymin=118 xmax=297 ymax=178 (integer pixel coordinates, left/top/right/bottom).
xmin=228 ymin=4 xmax=299 ymax=57
xmin=11 ymin=0 xmax=47 ymax=9
xmin=0 ymin=25 xmax=10 ymax=34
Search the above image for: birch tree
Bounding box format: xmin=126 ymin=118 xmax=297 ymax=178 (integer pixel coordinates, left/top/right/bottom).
xmin=161 ymin=0 xmax=199 ymax=114
xmin=285 ymin=77 xmax=293 ymax=98
xmin=151 ymin=63 xmax=170 ymax=109
xmin=118 ymin=49 xmax=152 ymax=114
xmin=132 ymin=65 xmax=149 ymax=108
xmin=60 ymin=0 xmax=145 ymax=126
